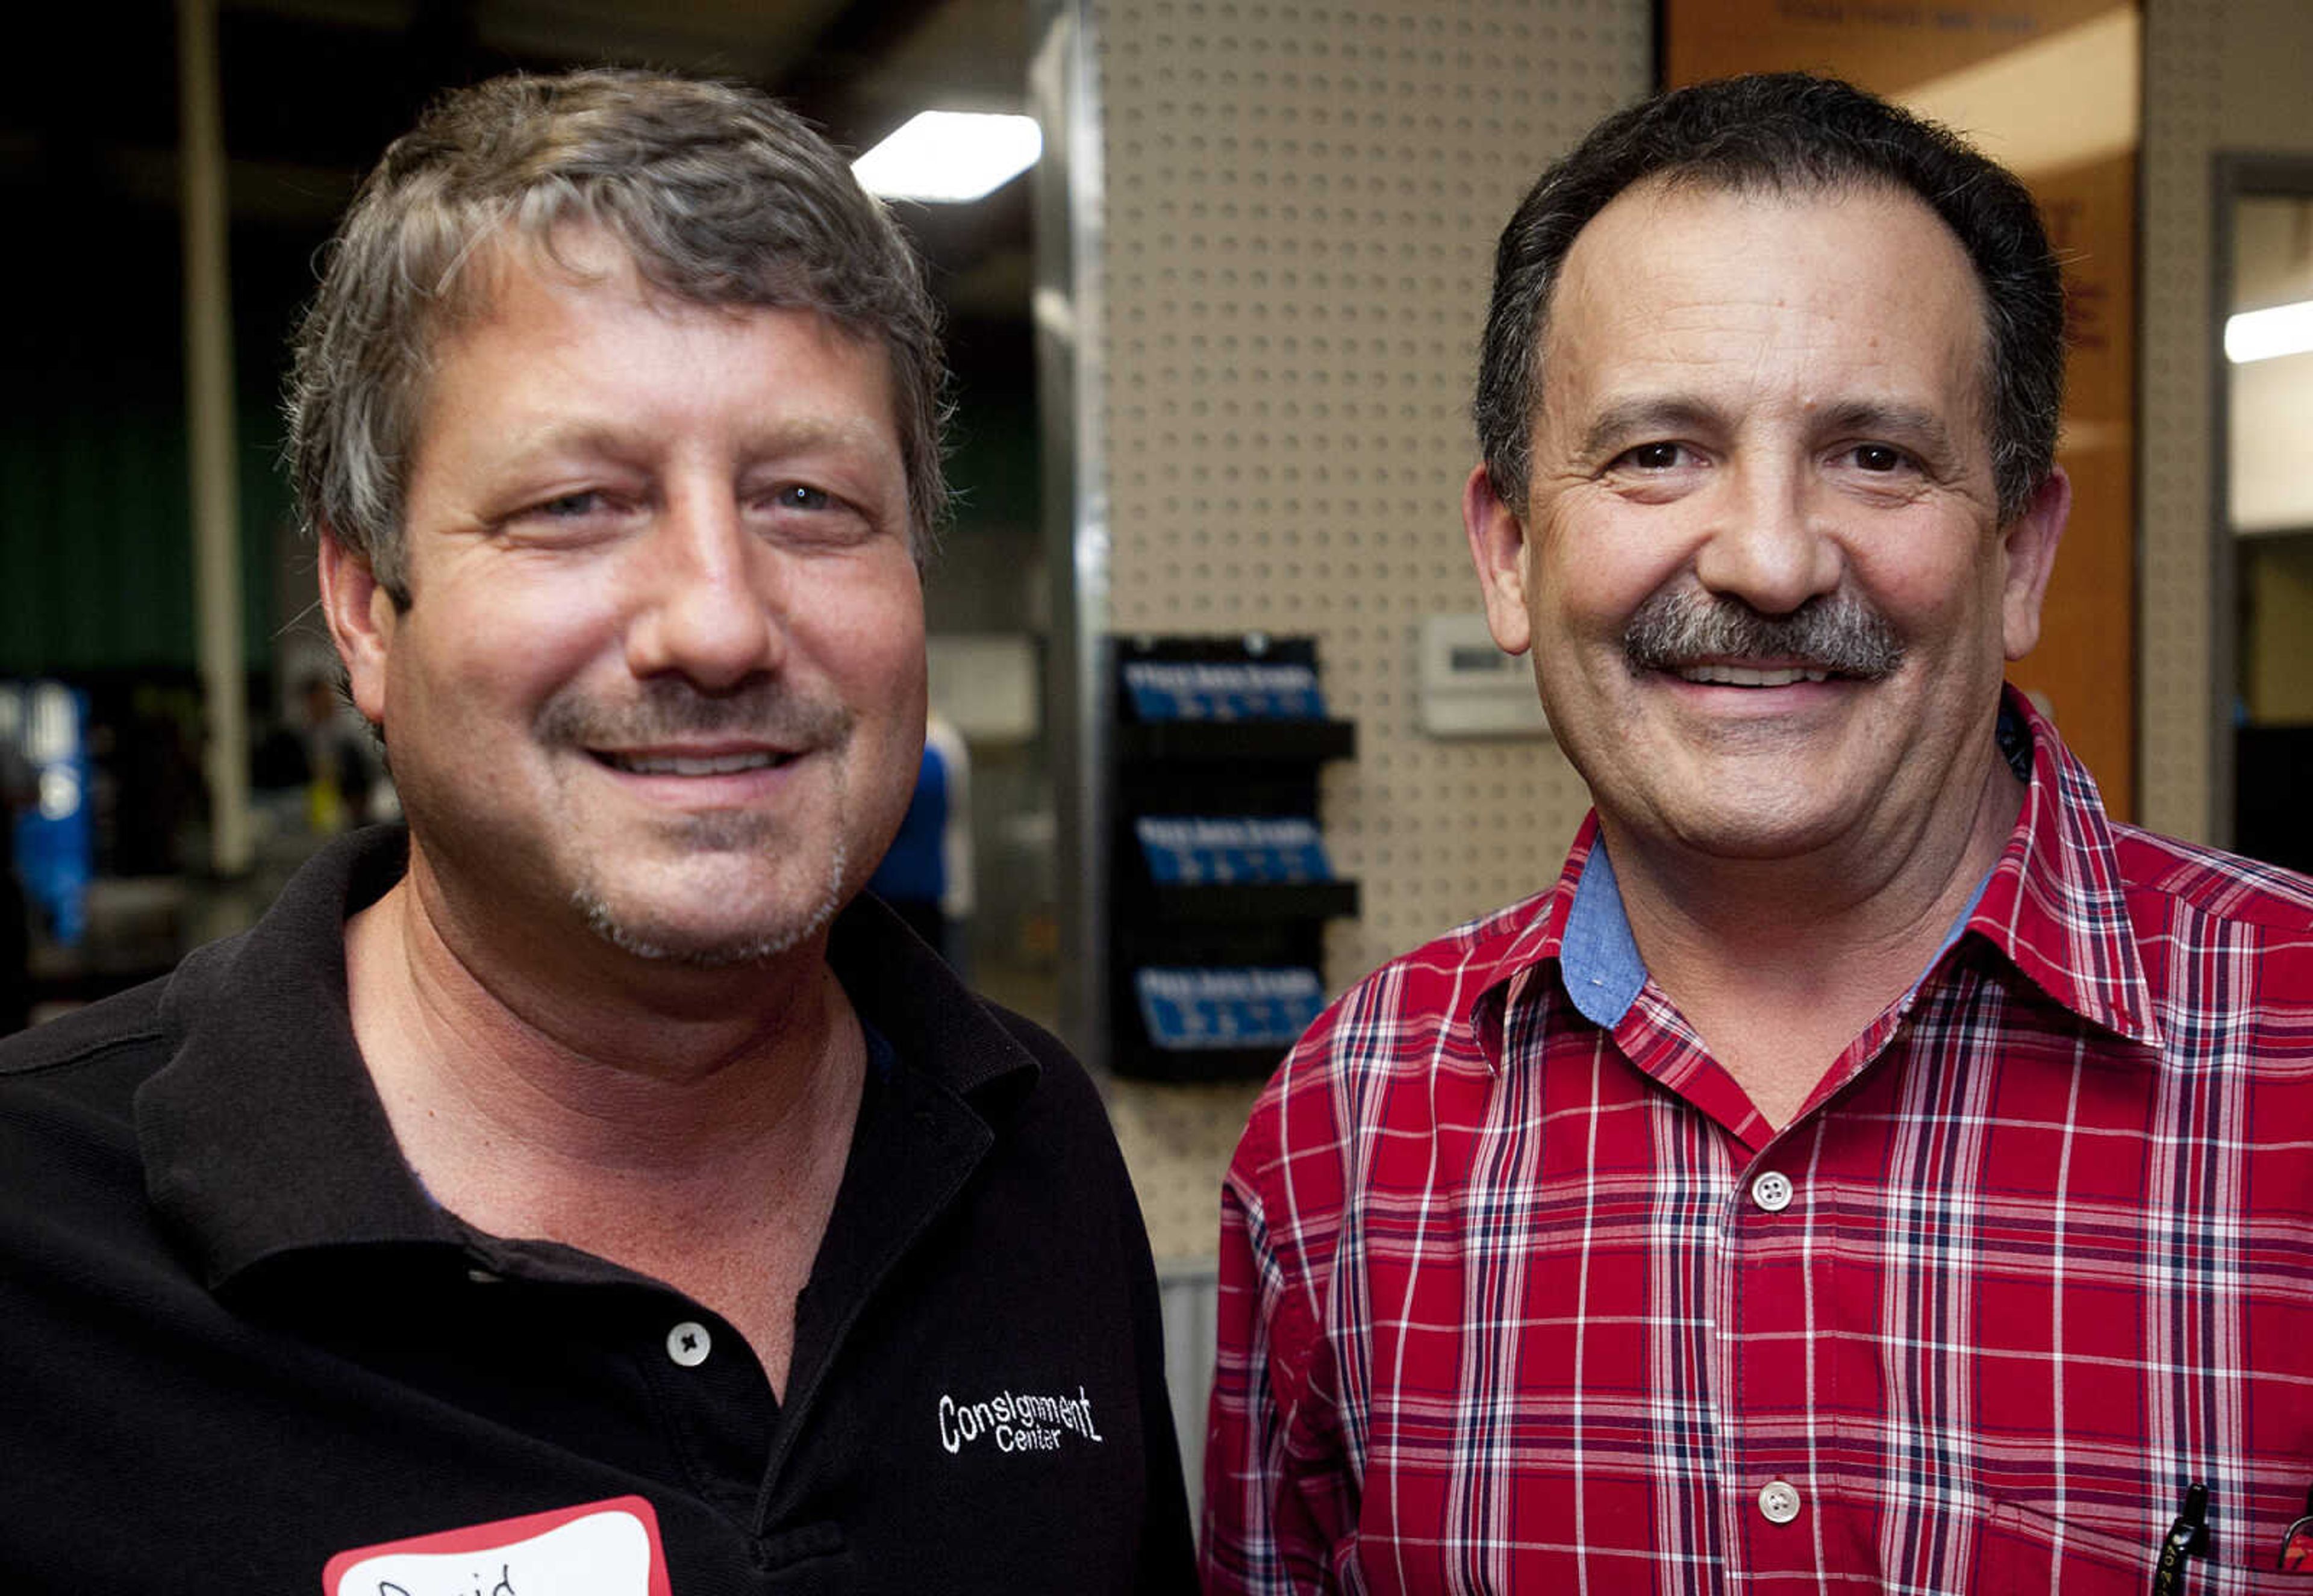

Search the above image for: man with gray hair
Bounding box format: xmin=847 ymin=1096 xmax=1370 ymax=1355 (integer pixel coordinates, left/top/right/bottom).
xmin=0 ymin=72 xmax=1190 ymax=1592
xmin=1206 ymin=73 xmax=2313 ymax=1592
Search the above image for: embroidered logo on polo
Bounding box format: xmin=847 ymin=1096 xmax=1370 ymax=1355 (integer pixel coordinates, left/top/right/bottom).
xmin=936 ymin=1384 xmax=1106 ymax=1456
xmin=322 ymin=1496 xmax=670 ymax=1595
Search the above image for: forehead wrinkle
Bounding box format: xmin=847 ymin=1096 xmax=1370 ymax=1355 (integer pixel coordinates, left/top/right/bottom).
xmin=1545 ymin=204 xmax=1993 ymax=464
xmin=429 ymin=283 xmax=903 ymax=462
xmin=502 ymin=412 xmax=898 ymax=455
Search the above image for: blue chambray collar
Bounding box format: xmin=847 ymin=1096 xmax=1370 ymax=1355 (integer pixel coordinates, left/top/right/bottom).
xmin=1559 ymin=829 xmax=1994 ymax=1031
xmin=1559 ymin=838 xmax=1648 ymax=1030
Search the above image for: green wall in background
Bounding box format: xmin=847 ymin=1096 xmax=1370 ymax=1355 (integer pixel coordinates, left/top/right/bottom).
xmin=1 ymin=207 xmax=293 ymax=681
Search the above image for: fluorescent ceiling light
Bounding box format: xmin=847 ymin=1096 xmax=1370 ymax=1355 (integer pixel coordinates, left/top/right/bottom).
xmin=853 ymin=111 xmax=1041 ymax=203
xmin=2227 ymin=300 xmax=2313 ymax=364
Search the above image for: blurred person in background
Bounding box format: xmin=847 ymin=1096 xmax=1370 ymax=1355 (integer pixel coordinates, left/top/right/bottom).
xmin=866 ymin=708 xmax=973 ymax=969
xmin=0 ymin=739 xmax=31 ymax=1035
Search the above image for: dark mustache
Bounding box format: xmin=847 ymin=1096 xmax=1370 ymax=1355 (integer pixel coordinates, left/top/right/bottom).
xmin=535 ymin=677 xmax=854 ymax=750
xmin=1623 ymin=587 xmax=1906 ymax=680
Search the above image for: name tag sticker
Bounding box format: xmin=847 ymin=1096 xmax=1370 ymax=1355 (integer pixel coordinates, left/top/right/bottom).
xmin=322 ymin=1496 xmax=670 ymax=1596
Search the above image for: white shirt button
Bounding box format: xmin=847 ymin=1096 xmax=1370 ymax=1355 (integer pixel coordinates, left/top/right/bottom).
xmin=1750 ymin=1170 xmax=1794 ymax=1212
xmin=1758 ymin=1480 xmax=1802 ymax=1524
xmin=666 ymin=1321 xmax=712 ymax=1368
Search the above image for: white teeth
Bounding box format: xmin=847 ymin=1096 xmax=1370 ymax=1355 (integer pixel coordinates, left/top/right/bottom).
xmin=1677 ymin=665 xmax=1830 ymax=687
xmin=605 ymin=750 xmax=784 ymax=776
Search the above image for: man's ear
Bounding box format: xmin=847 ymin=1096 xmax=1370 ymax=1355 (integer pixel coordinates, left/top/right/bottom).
xmin=1999 ymin=466 xmax=2070 ymax=662
xmin=317 ymin=533 xmax=396 ymax=727
xmin=1463 ymin=463 xmax=1534 ymax=656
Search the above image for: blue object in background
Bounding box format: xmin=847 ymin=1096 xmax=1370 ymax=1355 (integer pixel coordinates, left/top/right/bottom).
xmin=1134 ymin=965 xmax=1325 ymax=1051
xmin=3 ymin=682 xmax=92 ymax=947
xmin=1135 ymin=816 xmax=1334 ymax=885
xmin=1122 ymin=660 xmax=1326 ymax=722
xmin=868 ymin=740 xmax=950 ymax=905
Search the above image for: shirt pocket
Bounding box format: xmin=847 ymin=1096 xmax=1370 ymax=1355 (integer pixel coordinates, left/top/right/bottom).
xmin=1981 ymin=1500 xmax=2313 ymax=1595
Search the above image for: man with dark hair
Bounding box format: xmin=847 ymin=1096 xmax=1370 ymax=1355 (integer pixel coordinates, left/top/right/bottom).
xmin=1206 ymin=73 xmax=2313 ymax=1592
xmin=0 ymin=71 xmax=1190 ymax=1593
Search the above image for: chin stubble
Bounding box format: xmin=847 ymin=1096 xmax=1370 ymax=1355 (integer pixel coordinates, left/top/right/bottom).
xmin=546 ymin=676 xmax=860 ymax=968
xmin=573 ymin=833 xmax=850 ymax=970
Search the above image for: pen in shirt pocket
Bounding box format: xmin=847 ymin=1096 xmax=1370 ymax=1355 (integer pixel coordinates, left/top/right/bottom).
xmin=2277 ymin=1485 xmax=2313 ymax=1573
xmin=2153 ymin=1483 xmax=2208 ymax=1596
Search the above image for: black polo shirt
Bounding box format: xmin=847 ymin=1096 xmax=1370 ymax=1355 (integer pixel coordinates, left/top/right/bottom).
xmin=0 ymin=829 xmax=1193 ymax=1594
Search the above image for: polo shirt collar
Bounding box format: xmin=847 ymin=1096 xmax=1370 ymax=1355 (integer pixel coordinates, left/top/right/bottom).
xmin=826 ymin=884 xmax=1043 ymax=1103
xmin=135 ymin=826 xmax=1043 ymax=1294
xmin=1467 ymin=686 xmax=2162 ymax=1068
xmin=137 ymin=828 xmax=454 ymax=1291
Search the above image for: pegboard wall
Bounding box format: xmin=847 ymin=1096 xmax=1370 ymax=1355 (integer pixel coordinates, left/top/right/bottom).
xmin=1078 ymin=0 xmax=1650 ymax=1264
xmin=1092 ymin=0 xmax=1651 ymax=990
xmin=2137 ymin=0 xmax=2220 ymax=840
xmin=2138 ymin=0 xmax=2313 ymax=842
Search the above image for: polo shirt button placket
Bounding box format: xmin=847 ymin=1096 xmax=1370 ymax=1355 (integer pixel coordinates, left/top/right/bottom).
xmin=666 ymin=1320 xmax=713 ymax=1368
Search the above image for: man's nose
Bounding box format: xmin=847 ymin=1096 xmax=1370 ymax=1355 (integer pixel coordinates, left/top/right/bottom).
xmin=1690 ymin=458 xmax=1844 ymax=617
xmin=623 ymin=491 xmax=785 ymax=689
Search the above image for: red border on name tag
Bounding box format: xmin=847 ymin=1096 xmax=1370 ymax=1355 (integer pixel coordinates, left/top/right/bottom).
xmin=322 ymin=1495 xmax=670 ymax=1595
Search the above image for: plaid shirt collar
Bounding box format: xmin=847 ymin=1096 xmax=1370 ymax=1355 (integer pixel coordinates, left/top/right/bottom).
xmin=1464 ymin=687 xmax=2165 ymax=1076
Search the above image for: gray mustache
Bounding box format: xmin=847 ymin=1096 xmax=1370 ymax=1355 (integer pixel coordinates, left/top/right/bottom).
xmin=1623 ymin=587 xmax=1906 ymax=680
xmin=536 ymin=678 xmax=854 ymax=750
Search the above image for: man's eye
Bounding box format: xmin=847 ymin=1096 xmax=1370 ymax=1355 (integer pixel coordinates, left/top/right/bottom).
xmin=774 ymin=484 xmax=835 ymax=512
xmin=537 ymin=490 xmax=605 ymax=518
xmin=1850 ymin=444 xmax=1906 ymax=472
xmin=1617 ymin=442 xmax=1687 ymax=470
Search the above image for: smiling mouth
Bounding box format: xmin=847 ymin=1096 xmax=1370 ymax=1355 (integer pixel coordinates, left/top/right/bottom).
xmin=1674 ymin=664 xmax=1835 ymax=688
xmin=593 ymin=749 xmax=799 ymax=776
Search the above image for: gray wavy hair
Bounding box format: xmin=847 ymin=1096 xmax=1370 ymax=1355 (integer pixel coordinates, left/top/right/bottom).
xmin=287 ymin=69 xmax=949 ymax=603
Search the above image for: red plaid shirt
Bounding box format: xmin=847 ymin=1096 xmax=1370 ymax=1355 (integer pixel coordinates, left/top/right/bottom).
xmin=1205 ymin=696 xmax=2313 ymax=1594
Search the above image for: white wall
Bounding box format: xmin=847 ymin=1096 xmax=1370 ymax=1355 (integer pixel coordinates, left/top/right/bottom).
xmin=2230 ymin=354 xmax=2313 ymax=534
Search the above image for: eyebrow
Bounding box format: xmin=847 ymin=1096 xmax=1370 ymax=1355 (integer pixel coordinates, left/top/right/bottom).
xmin=1578 ymin=397 xmax=1725 ymax=460
xmin=1808 ymin=399 xmax=1961 ymax=461
xmin=503 ymin=414 xmax=899 ymax=466
xmin=1575 ymin=394 xmax=1963 ymax=462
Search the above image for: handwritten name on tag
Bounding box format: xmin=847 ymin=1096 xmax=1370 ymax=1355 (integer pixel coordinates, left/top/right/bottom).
xmin=322 ymin=1497 xmax=670 ymax=1596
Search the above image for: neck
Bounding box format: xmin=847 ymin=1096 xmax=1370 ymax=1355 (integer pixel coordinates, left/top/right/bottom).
xmin=342 ymin=851 xmax=870 ymax=1396
xmin=1600 ymin=749 xmax=2021 ymax=1128
xmin=342 ymin=858 xmax=857 ymax=1196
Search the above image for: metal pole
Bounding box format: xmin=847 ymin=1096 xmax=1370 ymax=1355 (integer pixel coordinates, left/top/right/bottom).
xmin=1031 ymin=0 xmax=1112 ymax=1070
xmin=177 ymin=0 xmax=252 ymax=876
